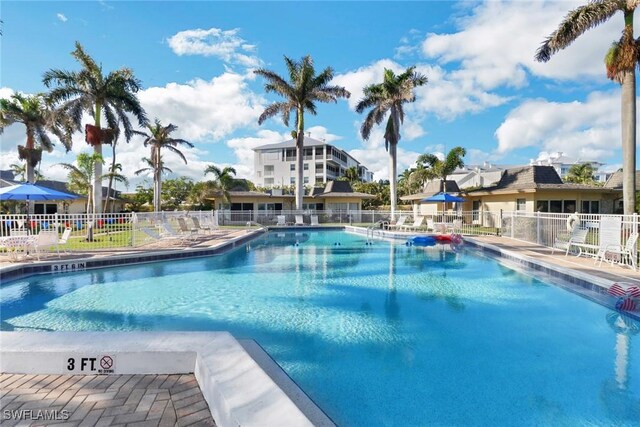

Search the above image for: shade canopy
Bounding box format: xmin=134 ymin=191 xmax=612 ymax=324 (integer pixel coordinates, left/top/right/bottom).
xmin=0 ymin=183 xmax=78 ymax=201
xmin=421 ymin=192 xmax=466 ymax=203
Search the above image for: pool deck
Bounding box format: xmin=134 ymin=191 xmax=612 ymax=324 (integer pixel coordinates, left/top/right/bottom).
xmin=0 ymin=373 xmax=215 ymax=427
xmin=469 ymin=235 xmax=640 ymax=286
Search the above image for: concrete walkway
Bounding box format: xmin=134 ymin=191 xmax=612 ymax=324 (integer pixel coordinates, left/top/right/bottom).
xmin=471 ymin=235 xmax=640 ymax=285
xmin=0 ymin=374 xmax=215 ymax=427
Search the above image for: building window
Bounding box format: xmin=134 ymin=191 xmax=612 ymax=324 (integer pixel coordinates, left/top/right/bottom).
xmin=303 ymin=177 xmax=309 ymax=184
xmin=316 ymin=147 xmax=324 ymax=156
xmin=34 ymin=203 xmax=58 ymax=214
xmin=264 ymin=165 xmax=274 ymax=176
xmin=516 ymin=198 xmax=526 ymax=211
xmin=563 ymin=200 xmax=576 ymax=213
xmin=290 ymin=177 xmax=295 ymax=184
xmin=258 ymin=203 xmax=275 ymax=211
xmin=536 ymin=200 xmax=549 ymax=212
xmin=265 ymin=178 xmax=274 ymax=185
xmin=549 ymin=200 xmax=562 ymax=213
xmin=290 ymin=164 xmax=295 ymax=171
xmin=303 ymin=163 xmax=309 ymax=171
xmin=581 ymin=200 xmax=600 ymax=214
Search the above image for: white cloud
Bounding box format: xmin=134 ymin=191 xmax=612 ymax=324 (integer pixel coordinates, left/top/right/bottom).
xmin=138 ymin=72 xmax=265 ymax=142
xmin=56 ymin=13 xmax=67 ymax=22
xmin=422 ymin=0 xmax=638 ymax=89
xmin=333 ymin=59 xmax=509 ymax=121
xmin=494 ymin=91 xmax=625 ymax=161
xmin=349 ymin=146 xmax=422 ymax=181
xmin=167 ymin=27 xmax=262 ymax=68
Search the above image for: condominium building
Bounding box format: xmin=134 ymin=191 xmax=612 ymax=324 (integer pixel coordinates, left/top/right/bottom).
xmin=253 ymin=135 xmax=374 ymax=187
xmin=529 ymin=152 xmax=610 ymax=183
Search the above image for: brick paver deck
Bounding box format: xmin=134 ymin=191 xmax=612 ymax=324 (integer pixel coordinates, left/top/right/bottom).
xmin=0 ymin=374 xmax=216 ymax=427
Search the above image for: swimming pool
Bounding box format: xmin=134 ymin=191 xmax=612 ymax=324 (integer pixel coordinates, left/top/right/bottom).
xmin=2 ymin=230 xmax=639 ymax=426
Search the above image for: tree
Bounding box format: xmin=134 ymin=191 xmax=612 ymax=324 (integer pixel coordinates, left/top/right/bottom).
xmin=535 ymin=1 xmax=639 ymax=214
xmin=128 ymin=184 xmax=154 ymax=211
xmin=133 ymin=120 xmax=193 ymax=212
xmin=135 ymin=156 xmax=173 ymax=177
xmin=59 ymin=153 xmax=128 ymax=216
xmin=9 ymin=163 xmax=44 ymax=182
xmin=565 ymin=163 xmax=597 ymax=184
xmin=343 ymin=166 xmax=361 ymax=183
xmin=204 ymin=165 xmax=237 ymax=203
xmin=416 ymin=147 xmax=466 ymax=188
xmin=355 ymin=67 xmax=427 ymax=218
xmin=254 ymin=55 xmax=350 ymax=209
xmin=44 ymin=42 xmax=147 ymax=214
xmin=353 ymin=181 xmax=390 ymax=209
xmin=0 ymin=93 xmax=72 ymax=184
xmin=161 ymin=177 xmax=193 ymax=210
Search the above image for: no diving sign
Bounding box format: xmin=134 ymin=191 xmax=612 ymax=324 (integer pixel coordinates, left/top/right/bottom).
xmin=66 ymin=355 xmax=116 ymax=374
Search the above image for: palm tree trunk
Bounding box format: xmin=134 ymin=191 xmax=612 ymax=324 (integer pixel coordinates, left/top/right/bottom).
xmin=389 ymin=142 xmax=398 ymax=220
xmin=104 ymin=142 xmax=116 ymax=213
xmin=296 ymin=109 xmax=305 ymax=210
xmin=93 ymin=103 xmax=103 ymax=215
xmin=154 ymin=147 xmax=162 ymax=212
xmin=621 ymin=69 xmax=636 ymax=214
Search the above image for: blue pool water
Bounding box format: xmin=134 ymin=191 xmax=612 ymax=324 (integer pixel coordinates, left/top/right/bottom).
xmin=2 ymin=230 xmax=640 ymax=426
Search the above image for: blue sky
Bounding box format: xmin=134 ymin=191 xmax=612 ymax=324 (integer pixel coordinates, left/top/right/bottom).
xmin=1 ymin=1 xmax=636 ymax=187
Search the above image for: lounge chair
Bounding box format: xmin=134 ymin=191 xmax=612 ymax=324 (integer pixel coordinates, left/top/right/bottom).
xmin=402 ymin=216 xmax=425 ymax=232
xmin=295 ymin=215 xmax=305 ymax=226
xmin=275 ymin=215 xmax=286 ymax=226
xmin=58 ymin=227 xmax=72 ymax=254
xmin=552 ymin=226 xmax=590 ymax=256
xmin=447 ymin=219 xmax=463 ymax=234
xmin=426 ymin=218 xmax=435 ymax=232
xmin=310 ymin=215 xmax=320 ymax=226
xmin=191 ymin=217 xmax=212 ymax=234
xmin=141 ymin=226 xmax=184 ymax=245
xmin=163 ymin=222 xmax=196 ymax=244
xmin=387 ymin=215 xmax=407 ymax=230
xmin=177 ymin=217 xmax=201 ymax=236
xmin=597 ymin=232 xmax=638 ymax=270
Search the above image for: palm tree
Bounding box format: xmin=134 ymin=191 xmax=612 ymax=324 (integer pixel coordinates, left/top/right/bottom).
xmin=134 ymin=120 xmax=193 ymax=212
xmin=9 ymin=163 xmax=44 ymax=182
xmin=355 ymin=67 xmax=427 ymax=218
xmin=409 ymin=164 xmax=436 ymax=193
xmin=135 ymin=156 xmax=173 ymax=176
xmin=59 ymin=153 xmax=128 ymax=216
xmin=43 ymin=41 xmax=147 ymax=214
xmin=254 ymin=55 xmax=350 ymax=209
xmin=416 ymin=147 xmax=466 ymax=190
xmin=343 ymin=166 xmax=361 ymax=183
xmin=204 ymin=165 xmax=237 ymax=203
xmin=565 ymin=162 xmax=597 ymax=184
xmin=0 ymin=93 xmax=72 ymax=184
xmin=535 ymin=1 xmax=638 ymax=214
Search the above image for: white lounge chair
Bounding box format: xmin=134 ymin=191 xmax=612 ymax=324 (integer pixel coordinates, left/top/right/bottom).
xmin=597 ymin=232 xmax=638 ymax=270
xmin=275 ymin=215 xmax=286 ymax=226
xmin=426 ymin=218 xmax=435 ymax=232
xmin=295 ymin=215 xmax=305 ymax=226
xmin=177 ymin=217 xmax=201 ymax=237
xmin=58 ymin=227 xmax=72 ymax=254
xmin=402 ymin=216 xmax=425 ymax=232
xmin=310 ymin=215 xmax=320 ymax=226
xmin=447 ymin=219 xmax=463 ymax=234
xmin=191 ymin=217 xmax=212 ymax=234
xmin=162 ymin=222 xmax=195 ymax=244
xmin=388 ymin=215 xmax=407 ymax=230
xmin=35 ymin=230 xmax=61 ymax=259
xmin=552 ymin=227 xmax=590 ymax=256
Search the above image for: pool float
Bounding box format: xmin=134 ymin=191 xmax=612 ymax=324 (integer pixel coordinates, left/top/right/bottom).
xmin=566 ymin=213 xmax=581 ymax=231
xmin=409 ymin=235 xmax=436 ymax=246
xmin=434 ymin=234 xmax=453 ymax=242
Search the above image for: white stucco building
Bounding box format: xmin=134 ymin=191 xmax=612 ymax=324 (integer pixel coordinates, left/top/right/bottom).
xmin=253 ymin=135 xmax=374 ymax=187
xmin=529 ymin=152 xmax=610 ymax=183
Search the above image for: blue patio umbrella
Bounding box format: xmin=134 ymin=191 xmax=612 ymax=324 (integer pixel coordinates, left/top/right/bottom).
xmin=0 ymin=183 xmax=78 ymax=227
xmin=421 ymin=192 xmax=466 ymax=203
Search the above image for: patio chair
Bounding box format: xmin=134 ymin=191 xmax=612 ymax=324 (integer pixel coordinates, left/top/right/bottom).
xmin=552 ymin=226 xmax=590 ymax=256
xmin=191 ymin=217 xmax=212 ymax=234
xmin=310 ymin=215 xmax=320 ymax=226
xmin=34 ymin=230 xmax=61 ymax=259
xmin=402 ymin=216 xmax=425 ymax=232
xmin=597 ymin=232 xmax=638 ymax=271
xmin=11 ymin=229 xmax=29 ymax=236
xmin=447 ymin=219 xmax=463 ymax=234
xmin=140 ymin=227 xmax=184 ymax=245
xmin=387 ymin=215 xmax=408 ymax=230
xmin=162 ymin=222 xmax=196 ymax=244
xmin=177 ymin=217 xmax=201 ymax=236
xmin=426 ymin=218 xmax=435 ymax=232
xmin=57 ymin=227 xmax=72 ymax=254
xmin=295 ymin=215 xmax=305 ymax=226
xmin=275 ymin=215 xmax=286 ymax=226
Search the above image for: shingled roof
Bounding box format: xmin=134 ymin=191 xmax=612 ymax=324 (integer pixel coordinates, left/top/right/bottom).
xmin=313 ymin=180 xmax=375 ymax=199
xmin=467 ymin=165 xmax=618 ymax=193
xmin=400 ymin=180 xmax=461 ymax=201
xmin=603 ymin=169 xmax=640 ymax=189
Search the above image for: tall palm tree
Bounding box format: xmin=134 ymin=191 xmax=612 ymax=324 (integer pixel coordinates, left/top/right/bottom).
xmin=135 ymin=156 xmax=173 ymax=176
xmin=134 ymin=120 xmax=193 ymax=212
xmin=9 ymin=163 xmax=44 ymax=182
xmin=43 ymin=41 xmax=147 ymax=214
xmin=343 ymin=166 xmax=361 ymax=183
xmin=535 ymin=1 xmax=639 ymax=214
xmin=0 ymin=93 xmax=72 ymax=183
xmin=254 ymin=55 xmax=350 ymax=209
xmin=355 ymin=66 xmax=427 ymax=218
xmin=204 ymin=165 xmax=237 ymax=203
xmin=416 ymin=146 xmax=466 ymax=190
